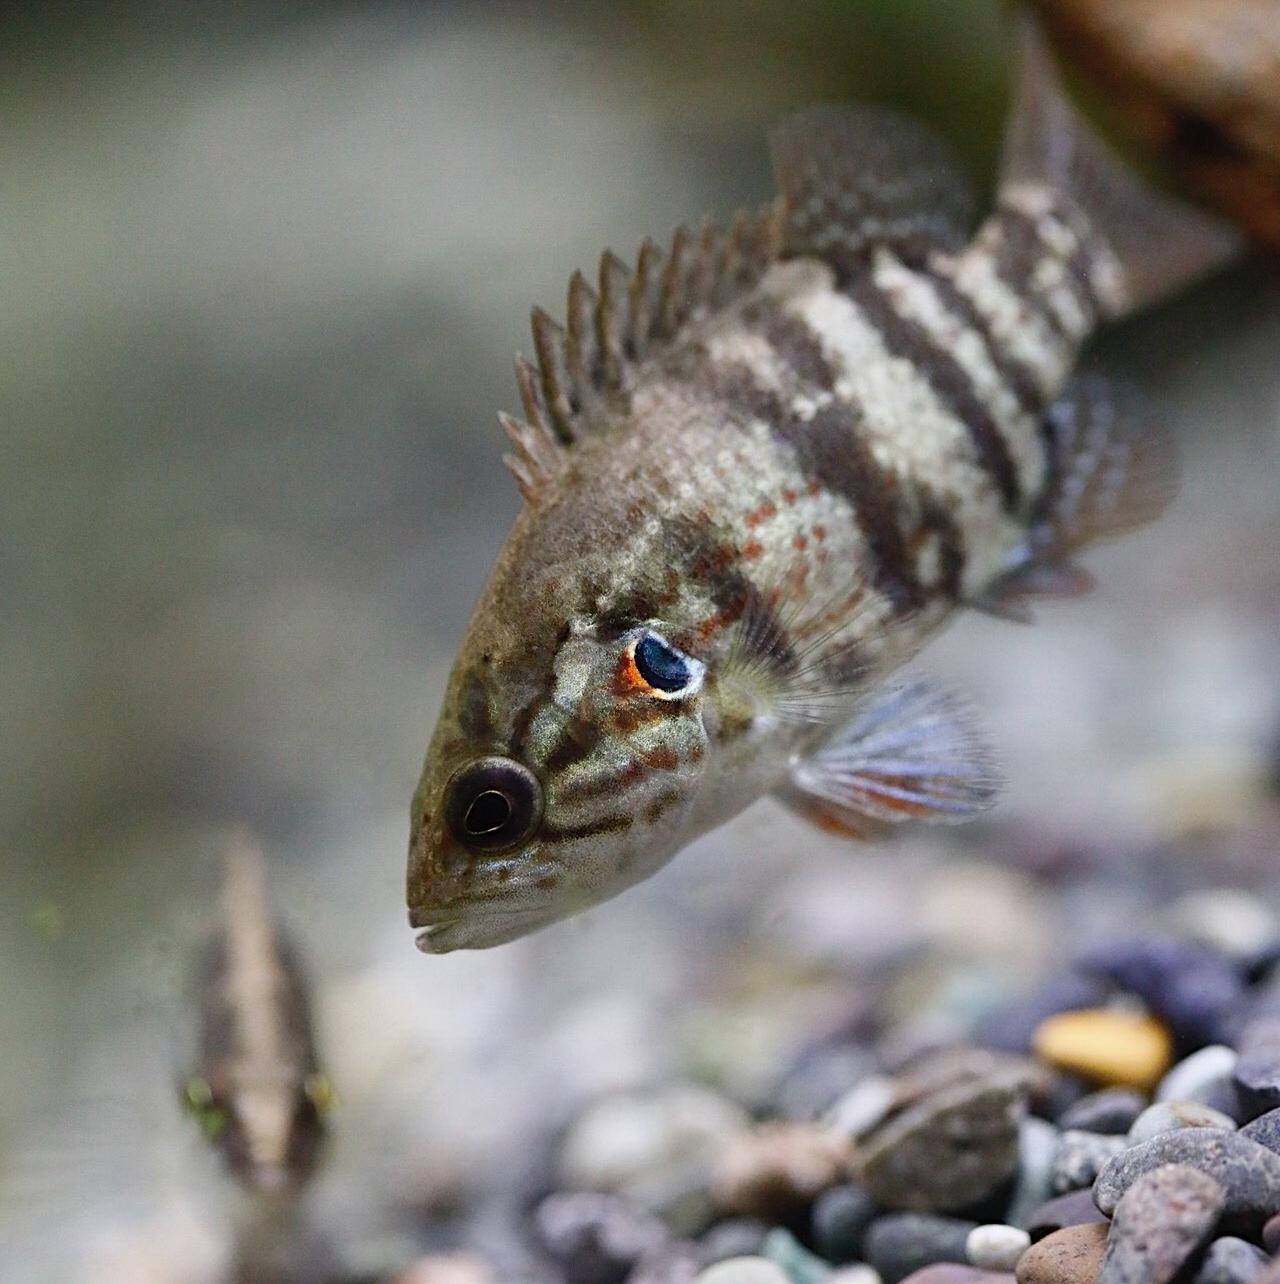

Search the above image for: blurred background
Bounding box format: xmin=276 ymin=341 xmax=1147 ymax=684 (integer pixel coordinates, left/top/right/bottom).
xmin=2 ymin=2 xmax=1278 ymax=1281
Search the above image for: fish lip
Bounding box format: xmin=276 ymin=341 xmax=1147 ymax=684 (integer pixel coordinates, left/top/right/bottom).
xmin=407 ymin=895 xmax=543 ymax=930
xmin=411 ymin=898 xmax=557 ymax=952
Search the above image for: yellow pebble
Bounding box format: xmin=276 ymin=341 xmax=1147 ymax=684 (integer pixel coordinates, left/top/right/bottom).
xmin=1032 ymin=1008 xmax=1173 ymax=1091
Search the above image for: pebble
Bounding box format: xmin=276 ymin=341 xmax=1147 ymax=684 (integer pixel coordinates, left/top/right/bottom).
xmin=1241 ymin=1109 xmax=1280 ymax=1155
xmin=827 ymin=1269 xmax=884 ymax=1284
xmin=694 ymin=1260 xmax=790 ymax=1284
xmin=1032 ymin=1010 xmax=1173 ymax=1092
xmin=1014 ymin=1223 xmax=1108 ymax=1284
xmin=828 ymin=1075 xmax=899 ymax=1141
xmin=534 ymin=1191 xmax=668 ymax=1284
xmin=1022 ymin=1190 xmax=1109 ymax=1240
xmin=1057 ymin=1089 xmax=1148 ymax=1136
xmin=1235 ymin=1018 xmax=1280 ymax=1116
xmin=1050 ymin=1130 xmax=1127 ymax=1195
xmin=899 ymin=1270 xmax=1016 ymax=1284
xmin=700 ymin=1221 xmax=769 ymax=1265
xmin=1192 ymin=1236 xmax=1269 ymax=1284
xmin=1128 ymin=1100 xmax=1239 ymax=1145
xmin=1098 ymin=1163 xmax=1224 ymax=1284
xmin=558 ymin=1086 xmax=748 ymax=1232
xmin=1161 ymin=891 xmax=1280 ymax=963
xmin=1005 ymin=1117 xmax=1060 ymax=1228
xmin=628 ymin=1242 xmax=704 ymax=1284
xmin=1093 ymin=1128 xmax=1280 ymax=1228
xmin=858 ymin=1070 xmax=1027 ymax=1212
xmin=393 ymin=1256 xmax=495 ymax=1284
xmin=1265 ymin=1211 xmax=1280 ymax=1253
xmin=1157 ymin=1046 xmax=1239 ymax=1104
xmin=759 ymin=1227 xmax=830 ymax=1284
xmin=864 ymin=1213 xmax=976 ymax=1283
xmin=1077 ymin=937 xmax=1243 ymax=1045
xmin=710 ymin=1123 xmax=849 ymax=1219
xmin=812 ymin=1183 xmax=877 ymax=1263
xmin=966 ymin=1225 xmax=1030 ymax=1272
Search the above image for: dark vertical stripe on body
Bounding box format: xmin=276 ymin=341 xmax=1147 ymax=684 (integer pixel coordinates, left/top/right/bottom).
xmin=924 ymin=264 xmax=1047 ymax=419
xmin=754 ymin=307 xmax=838 ymax=391
xmin=707 ymin=363 xmax=927 ymax=614
xmin=840 ymin=269 xmax=1022 ymax=512
xmin=992 ymin=205 xmax=1100 ymax=342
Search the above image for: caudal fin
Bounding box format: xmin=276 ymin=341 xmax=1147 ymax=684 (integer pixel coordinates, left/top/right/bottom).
xmin=1002 ymin=11 xmax=1241 ymax=315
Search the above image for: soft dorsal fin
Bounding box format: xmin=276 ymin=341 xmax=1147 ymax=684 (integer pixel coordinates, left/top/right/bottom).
xmin=769 ymin=104 xmax=976 ymax=270
xmin=502 ymin=205 xmax=782 ymax=498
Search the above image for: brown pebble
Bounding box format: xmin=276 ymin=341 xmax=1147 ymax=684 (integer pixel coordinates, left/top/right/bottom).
xmin=393 ymin=1254 xmax=494 ymax=1284
xmin=1098 ymin=1163 xmax=1223 ymax=1283
xmin=1015 ymin=1223 xmax=1108 ymax=1284
xmin=710 ymin=1122 xmax=850 ymax=1218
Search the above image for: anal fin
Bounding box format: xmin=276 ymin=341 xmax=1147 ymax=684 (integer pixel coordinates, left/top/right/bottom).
xmin=777 ymin=682 xmax=1001 ymax=837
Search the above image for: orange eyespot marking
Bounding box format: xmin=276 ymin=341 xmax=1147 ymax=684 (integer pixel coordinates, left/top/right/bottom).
xmin=612 ymin=648 xmax=654 ymax=696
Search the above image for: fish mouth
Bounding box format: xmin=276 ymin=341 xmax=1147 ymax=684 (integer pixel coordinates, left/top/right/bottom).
xmin=410 ymin=897 xmax=559 ymax=953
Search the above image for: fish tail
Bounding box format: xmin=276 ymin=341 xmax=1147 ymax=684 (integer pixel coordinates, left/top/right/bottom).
xmin=1001 ymin=9 xmax=1240 ymax=316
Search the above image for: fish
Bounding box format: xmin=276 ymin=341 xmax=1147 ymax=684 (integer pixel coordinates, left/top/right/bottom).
xmin=407 ymin=16 xmax=1239 ymax=953
xmin=183 ymin=836 xmax=332 ymax=1195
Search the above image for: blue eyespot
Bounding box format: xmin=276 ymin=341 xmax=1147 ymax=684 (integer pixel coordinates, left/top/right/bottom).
xmin=634 ymin=633 xmax=693 ymax=693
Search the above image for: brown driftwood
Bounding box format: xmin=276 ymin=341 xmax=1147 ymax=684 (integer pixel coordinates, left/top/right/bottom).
xmin=1032 ymin=0 xmax=1280 ymax=249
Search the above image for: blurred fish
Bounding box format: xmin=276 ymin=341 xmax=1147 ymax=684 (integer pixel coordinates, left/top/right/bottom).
xmin=407 ymin=17 xmax=1238 ymax=952
xmin=184 ymin=837 xmax=331 ymax=1196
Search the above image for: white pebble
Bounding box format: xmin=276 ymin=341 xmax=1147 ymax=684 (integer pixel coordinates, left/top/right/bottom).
xmin=1128 ymin=1099 xmax=1238 ymax=1144
xmin=695 ymin=1259 xmax=790 ymax=1284
xmin=1156 ymin=1044 xmax=1238 ymax=1102
xmin=966 ymin=1223 xmax=1031 ymax=1271
xmin=828 ymin=1268 xmax=883 ymax=1284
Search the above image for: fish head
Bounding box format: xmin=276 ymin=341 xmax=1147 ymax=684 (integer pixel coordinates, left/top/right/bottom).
xmin=183 ymin=1067 xmax=330 ymax=1193
xmin=408 ymin=521 xmax=719 ymax=952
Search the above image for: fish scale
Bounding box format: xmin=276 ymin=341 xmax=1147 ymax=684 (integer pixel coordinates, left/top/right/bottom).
xmin=406 ymin=15 xmax=1237 ymax=952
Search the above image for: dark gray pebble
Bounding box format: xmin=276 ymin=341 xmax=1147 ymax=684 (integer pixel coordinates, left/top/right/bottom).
xmin=1192 ymin=1236 xmax=1269 ymax=1284
xmin=864 ymin=1213 xmax=976 ymax=1284
xmin=1022 ymin=1189 xmax=1110 ymax=1241
xmin=1237 ymin=1019 xmax=1280 ymax=1118
xmin=1050 ymin=1130 xmax=1127 ymax=1195
xmin=699 ymin=1221 xmax=768 ymax=1266
xmin=1078 ymin=937 xmax=1243 ymax=1046
xmin=1058 ymin=1089 xmax=1148 ymax=1135
xmin=811 ymin=1183 xmax=877 ymax=1263
xmin=1098 ymin=1163 xmax=1224 ymax=1284
xmin=535 ymin=1192 xmax=668 ymax=1284
xmin=1093 ymin=1129 xmax=1280 ymax=1230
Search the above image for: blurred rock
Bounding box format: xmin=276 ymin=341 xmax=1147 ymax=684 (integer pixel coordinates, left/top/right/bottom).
xmin=534 ymin=1192 xmax=669 ymax=1284
xmin=1057 ymin=1089 xmax=1148 ymax=1136
xmin=710 ymin=1123 xmax=849 ymax=1219
xmin=1022 ymin=1190 xmax=1109 ymax=1241
xmin=1032 ymin=1010 xmax=1173 ymax=1092
xmin=393 ymin=1255 xmax=495 ymax=1284
xmin=811 ymin=1183 xmax=878 ymax=1264
xmin=1005 ymin=1118 xmax=1061 ymax=1229
xmin=1193 ymin=1236 xmax=1269 ymax=1284
xmin=694 ymin=1259 xmax=789 ymax=1284
xmin=864 ymin=1213 xmax=976 ymax=1283
xmin=1158 ymin=1046 xmax=1241 ymax=1107
xmin=759 ymin=1227 xmax=831 ymax=1284
xmin=1235 ymin=1019 xmax=1280 ymax=1116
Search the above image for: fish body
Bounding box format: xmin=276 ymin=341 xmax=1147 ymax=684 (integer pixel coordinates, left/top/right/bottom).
xmin=408 ymin=20 xmax=1235 ymax=952
xmin=185 ymin=838 xmax=329 ymax=1194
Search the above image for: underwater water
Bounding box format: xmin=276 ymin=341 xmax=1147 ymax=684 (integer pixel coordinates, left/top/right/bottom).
xmin=3 ymin=2 xmax=1280 ymax=1280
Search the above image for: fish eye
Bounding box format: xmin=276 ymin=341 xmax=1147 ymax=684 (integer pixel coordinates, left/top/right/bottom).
xmin=633 ymin=631 xmax=694 ymax=694
xmin=444 ymin=756 xmax=543 ymax=853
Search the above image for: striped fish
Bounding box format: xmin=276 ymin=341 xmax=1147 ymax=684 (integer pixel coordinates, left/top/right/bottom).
xmin=407 ymin=20 xmax=1237 ymax=952
xmin=183 ymin=838 xmax=331 ymax=1195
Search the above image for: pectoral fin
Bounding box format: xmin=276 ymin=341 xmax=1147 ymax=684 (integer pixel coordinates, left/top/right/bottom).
xmin=777 ymin=681 xmax=1001 ymax=837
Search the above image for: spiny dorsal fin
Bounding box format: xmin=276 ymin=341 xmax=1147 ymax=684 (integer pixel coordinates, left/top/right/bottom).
xmin=502 ymin=204 xmax=781 ymax=499
xmin=770 ymin=104 xmax=976 ymax=270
